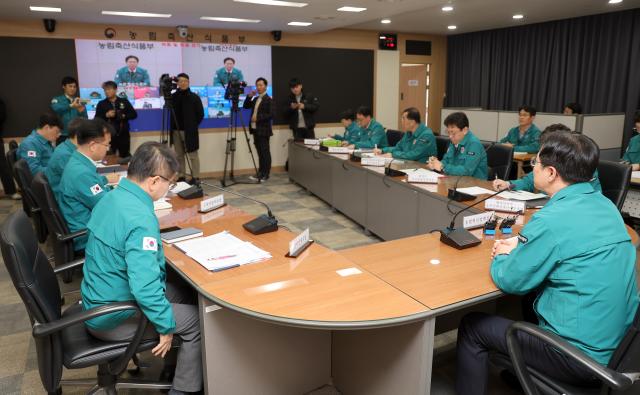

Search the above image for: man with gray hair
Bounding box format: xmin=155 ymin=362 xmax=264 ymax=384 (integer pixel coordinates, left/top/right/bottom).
xmin=80 ymin=142 xmax=202 ymax=395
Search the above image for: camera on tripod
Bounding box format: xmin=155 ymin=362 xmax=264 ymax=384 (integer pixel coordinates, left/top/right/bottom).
xmin=159 ymin=73 xmax=178 ymax=99
xmin=224 ymin=78 xmax=247 ymax=102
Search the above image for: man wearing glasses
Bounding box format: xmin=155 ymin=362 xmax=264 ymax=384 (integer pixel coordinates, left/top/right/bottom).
xmin=426 ymin=111 xmax=488 ymax=179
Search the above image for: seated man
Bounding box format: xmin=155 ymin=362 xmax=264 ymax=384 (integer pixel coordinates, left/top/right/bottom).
xmin=426 ymin=112 xmax=488 ymax=179
xmin=81 ymin=142 xmax=201 ymax=395
xmin=17 ymin=112 xmax=61 ymax=175
xmin=58 ymin=120 xmax=114 ymax=252
xmin=621 ymin=111 xmax=640 ymax=170
xmin=329 ymin=109 xmax=362 ymax=144
xmin=348 ymin=105 xmax=388 ymax=149
xmin=374 ymin=107 xmax=436 ymax=162
xmin=456 ymin=132 xmax=640 ymax=395
xmin=493 ymin=124 xmax=602 ymax=192
xmin=45 ymin=118 xmax=89 ymax=197
xmin=500 ymin=106 xmax=541 ymax=153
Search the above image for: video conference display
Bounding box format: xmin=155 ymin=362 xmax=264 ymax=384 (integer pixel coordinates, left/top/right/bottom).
xmin=74 ymin=39 xmax=272 ymax=127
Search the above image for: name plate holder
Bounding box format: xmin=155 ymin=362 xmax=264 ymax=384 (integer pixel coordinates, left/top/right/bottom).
xmin=304 ymin=139 xmax=320 ymax=145
xmin=485 ymin=198 xmax=526 ymax=213
xmin=463 ymin=211 xmax=495 ymax=229
xmin=286 ymin=228 xmax=314 ymax=258
xmin=407 ymin=172 xmax=439 ymax=184
xmin=361 ymin=157 xmax=387 ymax=167
xmin=328 ymin=147 xmax=353 ymax=154
xmin=198 ymin=194 xmax=226 ymax=213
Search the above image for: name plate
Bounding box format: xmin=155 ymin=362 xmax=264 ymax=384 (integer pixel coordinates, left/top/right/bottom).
xmin=361 ymin=157 xmax=387 ymax=167
xmin=407 ymin=171 xmax=439 ymax=184
xmin=304 ymin=139 xmax=320 ymax=145
xmin=288 ymin=228 xmax=312 ymax=257
xmin=463 ymin=211 xmax=495 ymax=229
xmin=485 ymin=198 xmax=526 ymax=213
xmin=328 ymin=147 xmax=352 ymax=154
xmin=199 ymin=194 xmax=225 ymax=213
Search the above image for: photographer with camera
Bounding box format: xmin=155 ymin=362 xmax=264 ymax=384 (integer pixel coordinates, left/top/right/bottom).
xmin=170 ymin=73 xmax=204 ymax=183
xmin=286 ymin=78 xmax=319 ymax=139
xmin=243 ymin=77 xmax=274 ymax=182
xmin=95 ymin=81 xmax=137 ymax=159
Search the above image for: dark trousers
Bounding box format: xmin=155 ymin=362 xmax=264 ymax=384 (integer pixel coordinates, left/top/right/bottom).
xmin=0 ymin=139 xmax=16 ymax=195
xmin=111 ymin=131 xmax=131 ymax=158
xmin=456 ymin=312 xmax=597 ymax=395
xmin=292 ymin=127 xmax=315 ymax=139
xmin=253 ymin=135 xmax=271 ymax=179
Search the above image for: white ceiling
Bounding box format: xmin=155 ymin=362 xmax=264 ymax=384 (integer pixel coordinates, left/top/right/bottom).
xmin=1 ymin=0 xmax=639 ymax=35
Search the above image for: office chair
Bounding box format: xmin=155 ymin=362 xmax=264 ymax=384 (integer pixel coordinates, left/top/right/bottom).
xmin=482 ymin=142 xmax=514 ymax=181
xmin=436 ymin=135 xmax=450 ymax=160
xmin=31 ymin=172 xmax=86 ymax=284
xmin=7 ymin=146 xmax=28 ymax=212
xmin=597 ymin=160 xmax=631 ymax=211
xmin=0 ymin=211 xmax=171 ymax=395
xmin=386 ymin=129 xmax=404 ymax=147
xmin=13 ymin=158 xmax=48 ymax=243
xmin=492 ymin=305 xmax=640 ymax=395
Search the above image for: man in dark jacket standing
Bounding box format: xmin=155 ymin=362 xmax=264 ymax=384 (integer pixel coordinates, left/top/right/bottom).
xmin=95 ymin=81 xmax=137 ymax=158
xmin=0 ymin=97 xmax=19 ymax=199
xmin=170 ymin=73 xmax=204 ymax=182
xmin=287 ymin=78 xmax=319 ymax=139
xmin=243 ymin=77 xmax=274 ymax=182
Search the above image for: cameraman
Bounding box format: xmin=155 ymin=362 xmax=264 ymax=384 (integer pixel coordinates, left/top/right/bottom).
xmin=95 ymin=81 xmax=137 ymax=158
xmin=170 ymin=73 xmax=204 ymax=182
xmin=243 ymin=77 xmax=274 ymax=182
xmin=286 ymin=78 xmax=319 ymax=139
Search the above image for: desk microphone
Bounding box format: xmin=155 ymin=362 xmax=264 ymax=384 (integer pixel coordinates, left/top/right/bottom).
xmin=199 ymin=180 xmax=278 ymax=235
xmin=384 ymin=158 xmax=405 ymax=177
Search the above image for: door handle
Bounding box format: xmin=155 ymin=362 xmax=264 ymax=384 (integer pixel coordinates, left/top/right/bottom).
xmin=401 ymin=92 xmax=404 ymax=100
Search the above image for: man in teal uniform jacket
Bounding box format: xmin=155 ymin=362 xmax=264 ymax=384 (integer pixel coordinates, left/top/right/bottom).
xmin=57 ymin=120 xmax=113 ymax=251
xmin=17 ymin=112 xmax=61 ymax=175
xmin=455 ymin=132 xmax=640 ymax=395
xmin=374 ymin=107 xmax=436 ymax=162
xmin=50 ymin=76 xmax=88 ymax=143
xmin=45 ymin=118 xmax=88 ymax=197
xmin=81 ymin=142 xmax=202 ymax=395
xmin=114 ymin=55 xmax=151 ymax=86
xmin=499 ymin=105 xmax=541 ymax=153
xmin=213 ymin=57 xmax=244 ymax=87
xmin=329 ymin=109 xmax=362 ymax=144
xmin=621 ymin=111 xmax=640 ymax=170
xmin=348 ymin=105 xmax=388 ymax=149
xmin=427 ymin=111 xmax=488 ymax=179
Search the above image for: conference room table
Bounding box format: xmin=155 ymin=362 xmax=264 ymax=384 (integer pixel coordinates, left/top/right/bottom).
xmin=157 ymin=141 xmax=638 ymax=395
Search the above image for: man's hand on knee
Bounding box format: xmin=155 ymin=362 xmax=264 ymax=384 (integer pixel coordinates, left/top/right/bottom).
xmin=153 ymin=333 xmax=174 ymax=358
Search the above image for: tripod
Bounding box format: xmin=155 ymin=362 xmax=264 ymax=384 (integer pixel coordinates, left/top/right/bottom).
xmin=160 ymin=96 xmax=197 ymax=182
xmin=221 ymin=97 xmax=259 ymax=187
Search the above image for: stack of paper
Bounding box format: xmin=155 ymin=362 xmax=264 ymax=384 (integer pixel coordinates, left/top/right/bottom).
xmin=456 ymin=186 xmax=495 ymax=196
xmin=153 ymin=198 xmax=173 ymax=211
xmin=174 ymin=231 xmax=272 ymax=272
xmin=498 ymin=190 xmax=548 ymax=201
xmin=170 ymin=182 xmax=193 ymax=194
xmin=632 ymin=171 xmax=640 ymax=179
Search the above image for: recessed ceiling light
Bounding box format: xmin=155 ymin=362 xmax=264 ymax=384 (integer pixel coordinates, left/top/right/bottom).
xmin=29 ymin=6 xmax=61 ymax=12
xmin=102 ymin=11 xmax=172 ymax=18
xmin=608 ymin=0 xmax=623 ymax=3
xmin=447 ymin=25 xmax=457 ymax=30
xmin=381 ymin=19 xmax=391 ymax=24
xmin=288 ymin=21 xmax=312 ymax=26
xmin=234 ymin=0 xmax=308 ymax=7
xmin=513 ymin=14 xmax=524 ymax=19
xmin=337 ymin=6 xmax=367 ymax=12
xmin=442 ymin=5 xmax=454 ymax=12
xmin=200 ymin=16 xmax=261 ymax=23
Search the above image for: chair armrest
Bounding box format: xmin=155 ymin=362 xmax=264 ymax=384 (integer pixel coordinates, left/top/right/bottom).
xmin=32 ymin=301 xmax=140 ymax=338
xmin=31 ymin=207 xmax=41 ymax=214
xmin=52 ymin=258 xmax=85 ymax=274
xmin=56 ymin=228 xmax=87 ymax=242
xmin=506 ymin=321 xmax=636 ymax=395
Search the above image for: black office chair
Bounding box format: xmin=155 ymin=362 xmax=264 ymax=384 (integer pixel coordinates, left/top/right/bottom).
xmin=13 ymin=158 xmax=48 ymax=243
xmin=0 ymin=211 xmax=171 ymax=395
xmin=436 ymin=135 xmax=450 ymax=160
xmin=32 ymin=172 xmax=86 ymax=283
xmin=7 ymin=147 xmax=28 ymax=211
xmin=493 ymin=305 xmax=640 ymax=395
xmin=482 ymin=142 xmax=514 ymax=181
xmin=597 ymin=160 xmax=631 ymax=211
xmin=386 ymin=129 xmax=404 ymax=147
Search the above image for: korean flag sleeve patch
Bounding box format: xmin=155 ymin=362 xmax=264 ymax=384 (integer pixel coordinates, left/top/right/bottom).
xmin=90 ymin=184 xmax=104 ymax=196
xmin=142 ymin=236 xmax=158 ymax=251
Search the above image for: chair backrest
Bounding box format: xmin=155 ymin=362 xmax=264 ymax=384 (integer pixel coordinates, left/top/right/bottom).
xmin=483 ymin=142 xmax=514 ymax=181
xmin=606 ymin=304 xmax=640 ymax=394
xmin=31 ymin=173 xmax=75 ymax=267
xmin=386 ymin=129 xmax=404 ymax=147
xmin=13 ymin=159 xmax=48 ymax=242
xmin=597 ymin=160 xmax=631 ymax=211
xmin=0 ymin=211 xmax=63 ymax=391
xmin=436 ymin=135 xmax=450 ymax=160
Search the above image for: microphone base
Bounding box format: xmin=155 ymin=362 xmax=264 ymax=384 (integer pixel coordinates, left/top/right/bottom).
xmin=447 ymin=188 xmax=476 ymax=202
xmin=243 ymin=214 xmax=278 ymax=235
xmin=384 ymin=167 xmax=405 ymax=177
xmin=178 ymin=185 xmax=204 ymax=200
xmin=439 ymin=227 xmax=481 ymax=250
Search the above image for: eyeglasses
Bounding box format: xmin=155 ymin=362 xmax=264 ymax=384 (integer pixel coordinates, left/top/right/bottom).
xmin=530 ymin=157 xmax=540 ymax=167
xmin=95 ymin=141 xmax=111 ymax=148
xmin=155 ymin=175 xmax=176 ymax=190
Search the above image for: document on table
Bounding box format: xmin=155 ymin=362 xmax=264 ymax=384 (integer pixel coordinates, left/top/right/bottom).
xmin=456 ymin=186 xmax=495 ymax=196
xmin=632 ymin=171 xmax=640 ymax=179
xmin=153 ymin=198 xmax=173 ymax=211
xmin=174 ymin=231 xmax=272 ymax=271
xmin=498 ymin=190 xmax=548 ymax=201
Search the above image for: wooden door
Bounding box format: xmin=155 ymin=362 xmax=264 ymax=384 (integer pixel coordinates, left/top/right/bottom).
xmin=399 ymin=64 xmax=428 ymax=129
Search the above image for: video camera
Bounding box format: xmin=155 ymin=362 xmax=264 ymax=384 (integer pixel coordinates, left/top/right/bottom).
xmin=224 ymin=77 xmax=247 ymax=102
xmin=159 ymin=74 xmax=178 ymax=100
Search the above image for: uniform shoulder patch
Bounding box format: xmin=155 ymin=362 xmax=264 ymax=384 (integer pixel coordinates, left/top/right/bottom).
xmin=51 ymin=98 xmax=58 ymax=104
xmin=27 ymin=150 xmax=37 ymax=158
xmin=143 ymin=236 xmax=158 ymax=251
xmin=517 ymin=233 xmax=528 ymax=244
xmin=90 ymin=184 xmax=103 ymax=195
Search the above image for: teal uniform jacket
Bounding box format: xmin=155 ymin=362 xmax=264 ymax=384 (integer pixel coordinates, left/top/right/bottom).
xmin=81 ymin=178 xmax=175 ymax=334
xmin=114 ymin=66 xmax=151 ymax=86
xmin=58 ymin=151 xmax=111 ymax=251
xmin=333 ymin=122 xmax=362 ymax=143
xmin=50 ymin=95 xmax=88 ymax=136
xmin=213 ymin=67 xmax=244 ymax=87
xmin=353 ymin=118 xmax=388 ymax=149
xmin=511 ymin=169 xmax=602 ymax=193
xmin=45 ymin=139 xmax=77 ymax=197
xmin=17 ymin=130 xmax=54 ymax=175
xmin=382 ymin=124 xmax=437 ymax=162
xmin=441 ymin=131 xmax=488 ymax=179
xmin=622 ymin=134 xmax=640 ymax=163
xmin=491 ymin=182 xmax=639 ymax=365
xmin=500 ymin=124 xmax=541 ymax=153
